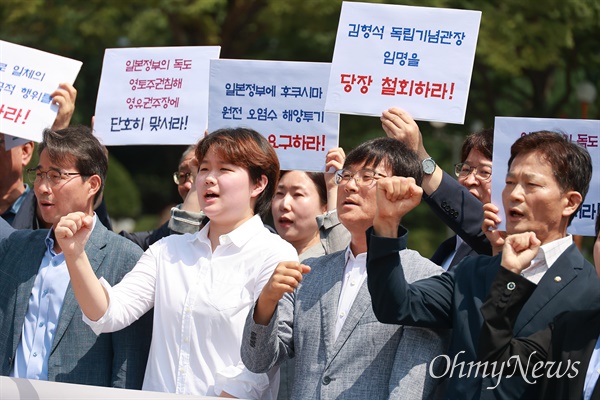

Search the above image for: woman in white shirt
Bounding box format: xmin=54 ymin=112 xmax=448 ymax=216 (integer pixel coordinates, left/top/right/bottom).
xmin=55 ymin=128 xmax=299 ymax=398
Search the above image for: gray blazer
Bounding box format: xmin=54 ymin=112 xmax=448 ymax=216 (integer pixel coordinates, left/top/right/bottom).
xmin=0 ymin=222 xmax=152 ymax=388
xmin=0 ymin=217 xmax=14 ymax=241
xmin=242 ymin=248 xmax=449 ymax=400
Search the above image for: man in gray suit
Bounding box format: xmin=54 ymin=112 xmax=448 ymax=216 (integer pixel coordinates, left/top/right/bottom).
xmin=0 ymin=126 xmax=151 ymax=388
xmin=242 ymin=137 xmax=448 ymax=399
xmin=0 ymin=216 xmax=14 ymax=240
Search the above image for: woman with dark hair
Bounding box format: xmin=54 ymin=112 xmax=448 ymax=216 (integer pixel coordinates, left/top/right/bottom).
xmin=271 ymin=148 xmax=350 ymax=263
xmin=53 ymin=128 xmax=298 ymax=398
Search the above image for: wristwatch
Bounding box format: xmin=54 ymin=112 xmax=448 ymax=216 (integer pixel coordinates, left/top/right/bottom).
xmin=421 ymin=157 xmax=436 ymax=175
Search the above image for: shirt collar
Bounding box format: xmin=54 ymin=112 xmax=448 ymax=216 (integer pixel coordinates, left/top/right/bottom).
xmin=190 ymin=214 xmax=264 ymax=248
xmin=7 ymin=184 xmax=30 ymax=215
xmin=536 ymin=234 xmax=573 ymax=269
xmin=344 ymin=245 xmax=367 ymax=266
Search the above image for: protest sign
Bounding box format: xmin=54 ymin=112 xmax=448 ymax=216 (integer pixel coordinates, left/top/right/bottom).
xmin=94 ymin=46 xmax=221 ymax=145
xmin=325 ymin=1 xmax=481 ymax=124
xmin=0 ymin=40 xmax=82 ymax=142
xmin=208 ymin=59 xmax=339 ymax=171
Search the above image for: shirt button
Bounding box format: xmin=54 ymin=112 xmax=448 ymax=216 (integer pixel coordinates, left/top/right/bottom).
xmin=39 ymin=322 xmax=44 ymax=327
xmin=322 ymin=376 xmax=331 ymax=385
xmin=350 ymin=280 xmax=356 ymax=286
xmin=33 ymin=352 xmax=37 ymax=357
xmin=184 ymin=337 xmax=189 ymax=343
xmin=43 ymin=289 xmax=49 ymax=296
xmin=339 ymin=311 xmax=345 ymax=318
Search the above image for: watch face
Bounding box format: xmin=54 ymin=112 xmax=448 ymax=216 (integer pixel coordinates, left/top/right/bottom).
xmin=423 ymin=158 xmax=435 ymax=174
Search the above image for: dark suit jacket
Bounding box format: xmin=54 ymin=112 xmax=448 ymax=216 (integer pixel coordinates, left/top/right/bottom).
xmin=11 ymin=190 xmax=112 ymax=231
xmin=0 ymin=216 xmax=14 ymax=241
xmin=423 ymin=171 xmax=492 ymax=262
xmin=479 ymin=267 xmax=600 ymax=399
xmin=431 ymin=235 xmax=478 ymax=270
xmin=0 ymin=222 xmax=152 ymax=388
xmin=366 ymin=227 xmax=600 ymax=399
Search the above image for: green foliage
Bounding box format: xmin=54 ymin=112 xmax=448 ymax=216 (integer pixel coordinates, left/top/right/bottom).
xmin=2 ymin=0 xmax=599 ymax=248
xmin=103 ymin=155 xmax=142 ymax=219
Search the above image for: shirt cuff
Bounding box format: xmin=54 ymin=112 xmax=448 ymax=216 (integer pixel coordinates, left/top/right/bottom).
xmin=168 ymin=207 xmax=205 ymax=234
xmin=81 ymin=277 xmax=113 ymax=335
xmin=214 ymin=364 xmax=271 ymax=399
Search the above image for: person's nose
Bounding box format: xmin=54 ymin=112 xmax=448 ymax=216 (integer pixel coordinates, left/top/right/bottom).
xmin=461 ymin=170 xmax=479 ymax=187
xmin=344 ymin=175 xmax=359 ymax=192
xmin=280 ymin=193 xmax=293 ymax=210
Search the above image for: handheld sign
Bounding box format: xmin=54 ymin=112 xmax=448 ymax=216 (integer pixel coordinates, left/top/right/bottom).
xmin=325 ymin=2 xmax=481 ymax=124
xmin=0 ymin=40 xmax=82 ymax=142
xmin=492 ymin=117 xmax=600 ymax=236
xmin=208 ymin=59 xmax=340 ymax=171
xmin=94 ymin=46 xmax=221 ymax=146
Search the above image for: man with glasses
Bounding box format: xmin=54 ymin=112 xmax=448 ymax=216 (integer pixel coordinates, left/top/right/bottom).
xmin=380 ymin=107 xmax=492 ymax=269
xmin=241 ymin=137 xmax=448 ymax=399
xmin=0 ymin=126 xmax=152 ymax=388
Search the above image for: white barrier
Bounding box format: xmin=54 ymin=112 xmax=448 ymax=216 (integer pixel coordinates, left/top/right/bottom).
xmin=0 ymin=376 xmax=221 ymax=399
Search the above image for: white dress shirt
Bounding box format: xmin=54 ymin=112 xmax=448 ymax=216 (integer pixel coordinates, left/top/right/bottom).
xmin=84 ymin=215 xmax=298 ymax=398
xmin=334 ymin=247 xmax=367 ymax=340
xmin=520 ymin=235 xmax=573 ymax=284
xmin=11 ymin=215 xmax=97 ymax=380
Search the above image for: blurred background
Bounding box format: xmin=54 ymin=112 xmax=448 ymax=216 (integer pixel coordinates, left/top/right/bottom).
xmin=2 ymin=0 xmax=598 ymax=260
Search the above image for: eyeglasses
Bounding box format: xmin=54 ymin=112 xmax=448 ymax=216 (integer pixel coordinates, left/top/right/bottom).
xmin=173 ymin=171 xmax=193 ymax=185
xmin=334 ymin=169 xmax=386 ymax=187
xmin=27 ymin=168 xmax=87 ymax=186
xmin=454 ymin=163 xmax=492 ymax=181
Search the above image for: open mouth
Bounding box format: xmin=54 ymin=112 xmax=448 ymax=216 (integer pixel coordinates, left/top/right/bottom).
xmin=204 ymin=192 xmax=219 ymax=199
xmin=509 ymin=208 xmax=525 ymax=218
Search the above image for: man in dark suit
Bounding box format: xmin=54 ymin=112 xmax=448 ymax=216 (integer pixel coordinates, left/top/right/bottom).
xmin=0 ymin=126 xmax=151 ymax=388
xmin=478 ymin=217 xmax=600 ymax=399
xmin=381 ymin=107 xmax=491 ymax=270
xmin=366 ymin=131 xmax=600 ymax=399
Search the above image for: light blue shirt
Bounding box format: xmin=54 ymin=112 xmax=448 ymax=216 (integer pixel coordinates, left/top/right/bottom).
xmin=583 ymin=335 xmax=600 ymax=400
xmin=10 ymin=215 xmax=96 ymax=380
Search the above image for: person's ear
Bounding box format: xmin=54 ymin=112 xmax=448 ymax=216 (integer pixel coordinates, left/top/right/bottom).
xmin=20 ymin=142 xmax=35 ymax=167
xmin=251 ymin=174 xmax=268 ymax=198
xmin=87 ymin=175 xmax=102 ymax=199
xmin=561 ymin=190 xmax=583 ymax=219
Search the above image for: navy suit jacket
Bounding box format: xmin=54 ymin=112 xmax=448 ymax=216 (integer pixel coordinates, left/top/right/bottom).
xmin=366 ymin=228 xmax=600 ymax=399
xmin=423 ymin=171 xmax=491 ymax=264
xmin=479 ymin=268 xmax=600 ymax=399
xmin=0 ymin=222 xmax=152 ymax=388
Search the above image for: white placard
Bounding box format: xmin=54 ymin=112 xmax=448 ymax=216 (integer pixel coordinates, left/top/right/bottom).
xmin=492 ymin=117 xmax=600 ymax=236
xmin=325 ymin=2 xmax=481 ymax=124
xmin=94 ymin=46 xmax=221 ymax=146
xmin=208 ymin=59 xmax=340 ymax=172
xmin=0 ymin=376 xmax=215 ymax=399
xmin=0 ymin=40 xmax=82 ymax=142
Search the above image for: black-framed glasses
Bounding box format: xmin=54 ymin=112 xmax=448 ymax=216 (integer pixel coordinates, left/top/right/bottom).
xmin=454 ymin=163 xmax=492 ymax=181
xmin=334 ymin=169 xmax=386 ymax=187
xmin=27 ymin=168 xmax=87 ymax=186
xmin=173 ymin=171 xmax=192 ymax=185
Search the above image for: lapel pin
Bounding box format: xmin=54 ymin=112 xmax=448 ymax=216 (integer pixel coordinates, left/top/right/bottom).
xmin=554 ymin=276 xmax=562 ymax=283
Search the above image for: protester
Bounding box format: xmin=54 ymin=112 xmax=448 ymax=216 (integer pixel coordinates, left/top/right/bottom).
xmin=272 ymin=148 xmax=350 ymax=262
xmin=242 ymin=137 xmax=448 ymax=399
xmin=0 ymin=126 xmax=151 ymax=388
xmin=477 ymin=228 xmax=600 ymax=399
xmin=380 ymin=107 xmax=491 ymax=269
xmin=120 ymin=144 xmax=204 ymax=250
xmin=366 ymin=131 xmax=600 ymax=399
xmin=54 ymin=128 xmax=298 ymax=398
